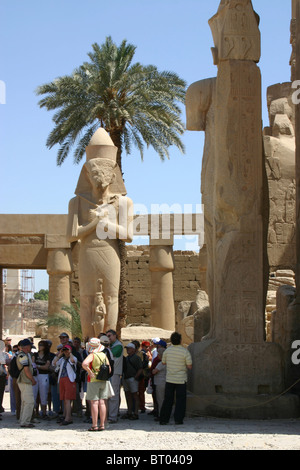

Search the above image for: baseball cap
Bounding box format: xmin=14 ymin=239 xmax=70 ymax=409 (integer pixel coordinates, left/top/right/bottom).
xmin=20 ymin=339 xmax=33 ymax=347
xmin=152 ymin=337 xmax=161 ymax=344
xmin=125 ymin=343 xmax=136 ymax=349
xmin=157 ymin=340 xmax=167 ymax=348
xmin=59 ymin=332 xmax=69 ymax=338
xmin=99 ymin=335 xmax=110 ymax=344
xmin=61 ymin=344 xmax=72 ymax=351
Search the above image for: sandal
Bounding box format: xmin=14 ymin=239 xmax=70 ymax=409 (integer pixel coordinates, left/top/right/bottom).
xmin=98 ymin=426 xmax=105 ymax=431
xmin=60 ymin=420 xmax=73 ymax=426
xmin=88 ymin=426 xmax=99 ymax=432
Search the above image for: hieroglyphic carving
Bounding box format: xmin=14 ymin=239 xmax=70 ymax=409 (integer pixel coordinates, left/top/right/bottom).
xmin=185 ymin=1 xmax=287 ymax=407
xmin=209 ymin=0 xmax=260 ymax=63
xmin=214 ymin=59 xmax=264 ymax=343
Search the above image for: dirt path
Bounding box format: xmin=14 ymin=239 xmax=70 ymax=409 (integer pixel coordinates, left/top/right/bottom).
xmin=1 ymin=388 xmax=300 ymax=451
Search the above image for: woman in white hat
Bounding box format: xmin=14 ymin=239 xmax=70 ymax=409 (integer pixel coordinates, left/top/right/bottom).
xmin=82 ymin=338 xmax=111 ymax=431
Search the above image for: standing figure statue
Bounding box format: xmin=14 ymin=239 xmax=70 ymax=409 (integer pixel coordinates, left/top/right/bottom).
xmin=67 ymin=128 xmax=133 ymax=338
xmin=91 ymin=278 xmax=107 ymax=332
xmin=186 ymin=77 xmax=216 ymax=338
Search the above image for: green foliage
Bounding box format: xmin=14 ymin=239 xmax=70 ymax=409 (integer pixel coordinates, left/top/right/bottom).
xmin=34 ymin=289 xmax=49 ymax=301
xmin=36 ymin=36 xmax=186 ymax=166
xmin=38 ymin=299 xmax=82 ymax=340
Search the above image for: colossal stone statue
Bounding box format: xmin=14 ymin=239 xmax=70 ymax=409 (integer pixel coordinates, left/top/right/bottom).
xmin=264 ymin=84 xmax=296 ymax=272
xmin=185 ymin=0 xmax=298 ymax=418
xmin=67 ymin=128 xmax=133 ymax=338
xmin=186 ymin=77 xmax=216 ymax=338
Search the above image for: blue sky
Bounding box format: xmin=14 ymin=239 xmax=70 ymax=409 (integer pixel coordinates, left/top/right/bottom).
xmin=0 ymin=0 xmax=293 ymax=291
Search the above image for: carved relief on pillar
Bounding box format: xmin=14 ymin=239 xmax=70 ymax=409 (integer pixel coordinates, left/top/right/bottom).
xmin=213 ymin=59 xmax=264 ymax=343
xmin=209 ymin=0 xmax=260 ymax=64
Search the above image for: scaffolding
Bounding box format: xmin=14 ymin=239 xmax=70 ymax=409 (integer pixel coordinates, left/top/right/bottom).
xmin=2 ymin=269 xmax=35 ymax=335
xmin=21 ymin=270 xmax=35 ymax=328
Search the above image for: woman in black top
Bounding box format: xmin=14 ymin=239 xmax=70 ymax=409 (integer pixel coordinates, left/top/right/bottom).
xmin=33 ymin=340 xmax=51 ymax=418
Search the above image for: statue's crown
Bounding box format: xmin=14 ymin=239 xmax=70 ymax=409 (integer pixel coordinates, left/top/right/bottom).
xmin=86 ymin=128 xmax=117 ymax=162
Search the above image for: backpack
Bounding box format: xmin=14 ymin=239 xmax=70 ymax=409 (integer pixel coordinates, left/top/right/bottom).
xmin=8 ymin=355 xmax=23 ymax=379
xmin=103 ymin=348 xmax=114 ymax=378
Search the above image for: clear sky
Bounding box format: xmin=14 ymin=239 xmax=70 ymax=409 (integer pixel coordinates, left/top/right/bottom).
xmin=0 ymin=0 xmax=294 ymax=291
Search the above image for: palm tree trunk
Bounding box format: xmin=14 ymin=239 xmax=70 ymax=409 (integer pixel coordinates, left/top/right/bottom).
xmin=109 ymin=128 xmax=128 ymax=336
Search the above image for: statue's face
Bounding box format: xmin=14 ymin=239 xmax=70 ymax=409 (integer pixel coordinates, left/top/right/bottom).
xmin=86 ymin=159 xmax=115 ymax=192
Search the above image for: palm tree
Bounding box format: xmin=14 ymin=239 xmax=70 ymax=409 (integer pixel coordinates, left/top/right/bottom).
xmin=36 ymin=36 xmax=187 ymax=331
xmin=38 ymin=300 xmax=82 ymax=340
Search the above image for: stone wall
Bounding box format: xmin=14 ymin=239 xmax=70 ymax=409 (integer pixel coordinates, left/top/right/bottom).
xmin=125 ymin=246 xmax=151 ymax=325
xmin=70 ymin=244 xmax=202 ymax=328
xmin=173 ymin=250 xmax=203 ymax=325
xmin=125 ymin=246 xmax=202 ymax=327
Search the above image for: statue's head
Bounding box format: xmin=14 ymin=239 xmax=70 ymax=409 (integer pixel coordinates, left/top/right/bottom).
xmin=75 ymin=128 xmax=126 ymax=199
xmin=86 ymin=158 xmax=116 ymax=193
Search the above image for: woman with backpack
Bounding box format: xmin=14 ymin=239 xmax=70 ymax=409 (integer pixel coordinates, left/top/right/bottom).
xmin=82 ymin=338 xmax=111 ymax=431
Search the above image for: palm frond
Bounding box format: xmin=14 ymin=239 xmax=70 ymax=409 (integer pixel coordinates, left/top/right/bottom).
xmin=38 ymin=300 xmax=82 ymax=339
xmin=36 ymin=36 xmax=187 ymax=165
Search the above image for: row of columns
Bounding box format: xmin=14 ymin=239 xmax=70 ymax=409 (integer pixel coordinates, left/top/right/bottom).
xmin=46 ymin=238 xmax=178 ymax=347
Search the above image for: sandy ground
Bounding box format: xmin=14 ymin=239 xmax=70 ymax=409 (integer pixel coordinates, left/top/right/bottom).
xmin=1 ymin=387 xmax=300 ymax=451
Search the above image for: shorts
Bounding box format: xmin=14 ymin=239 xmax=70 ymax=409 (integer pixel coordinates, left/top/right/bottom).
xmin=59 ymin=377 xmax=77 ymax=401
xmin=37 ymin=374 xmax=49 ymax=406
xmin=86 ymin=381 xmax=110 ymax=401
xmin=123 ymin=377 xmax=139 ymax=394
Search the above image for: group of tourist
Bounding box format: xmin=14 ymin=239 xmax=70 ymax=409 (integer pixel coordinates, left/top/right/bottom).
xmin=0 ymin=331 xmax=192 ymax=430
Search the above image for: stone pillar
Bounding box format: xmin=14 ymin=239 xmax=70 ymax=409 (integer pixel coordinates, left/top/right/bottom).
xmin=46 ymin=248 xmax=72 ymax=347
xmin=149 ymin=237 xmax=175 ymax=331
xmin=295 ymin=0 xmax=300 ymax=299
xmin=0 ymin=268 xmax=3 ymax=340
xmin=186 ymin=0 xmax=299 ymax=418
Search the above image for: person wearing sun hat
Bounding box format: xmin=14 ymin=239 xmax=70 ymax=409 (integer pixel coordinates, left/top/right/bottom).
xmin=82 ymin=338 xmax=111 ymax=431
xmin=151 ymin=338 xmax=161 ymax=361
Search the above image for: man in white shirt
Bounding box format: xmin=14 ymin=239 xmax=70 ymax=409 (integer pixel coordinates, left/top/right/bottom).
xmin=159 ymin=332 xmax=192 ymax=425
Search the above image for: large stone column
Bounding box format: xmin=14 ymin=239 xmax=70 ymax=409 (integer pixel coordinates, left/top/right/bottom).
xmin=277 ymin=0 xmax=300 ymax=394
xmin=295 ymin=0 xmax=300 ymax=299
xmin=149 ymin=237 xmax=175 ymax=331
xmin=46 ymin=247 xmax=72 ymax=348
xmin=0 ymin=268 xmax=3 ymax=340
xmin=186 ymin=0 xmax=299 ymax=418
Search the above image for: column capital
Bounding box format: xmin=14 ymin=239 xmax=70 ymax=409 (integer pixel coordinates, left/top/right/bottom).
xmin=47 ymin=248 xmax=73 ymax=275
